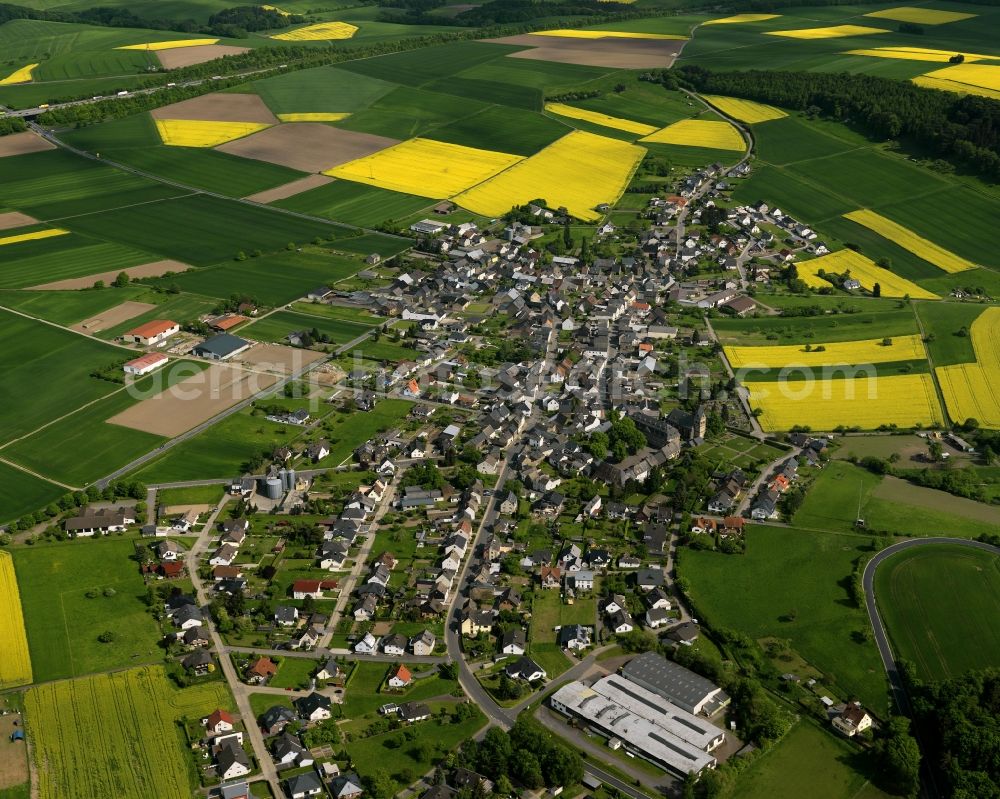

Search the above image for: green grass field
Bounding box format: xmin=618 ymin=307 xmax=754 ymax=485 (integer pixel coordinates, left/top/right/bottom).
xmin=12 ymin=536 xmax=164 ymax=681
xmin=875 ymin=543 xmax=1000 ymax=682
xmin=2 ymin=360 xmax=207 ymax=487
xmin=0 ymin=308 xmax=127 ymax=444
xmin=60 ymin=193 xmax=342 ymax=266
xmin=335 ymin=83 xmax=491 ymax=141
xmin=733 ymin=720 xmax=891 ymax=799
xmin=913 ymin=303 xmax=984 ymax=366
xmin=795 ymin=461 xmax=1000 ymax=538
xmin=242 ymin=309 xmax=373 ymax=346
xmin=250 ymin=66 xmax=397 ymax=115
xmin=25 ymin=666 xmax=232 ymax=799
xmin=426 ymin=105 xmax=567 ymax=155
xmin=711 ymin=308 xmax=918 ymax=345
xmin=269 ymin=655 xmax=318 ymax=689
xmin=679 ymin=525 xmax=888 ymax=714
xmin=0 ymin=286 xmax=148 ymax=325
xmin=156 ymin=484 xmax=224 ymax=507
xmin=0 ymin=462 xmax=66 ymax=524
xmin=153 ymin=249 xmax=365 ymax=304
xmin=274 ymin=181 xmax=432 ymax=228
xmin=0 ymin=236 xmax=156 ymax=289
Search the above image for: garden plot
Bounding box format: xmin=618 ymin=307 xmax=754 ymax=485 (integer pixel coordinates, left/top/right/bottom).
xmin=107 ymin=363 xmax=278 ymax=437
xmin=218 ymin=123 xmax=399 ymax=172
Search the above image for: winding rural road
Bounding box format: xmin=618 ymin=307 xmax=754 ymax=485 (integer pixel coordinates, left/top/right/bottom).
xmin=862 ymin=536 xmax=1000 ymax=714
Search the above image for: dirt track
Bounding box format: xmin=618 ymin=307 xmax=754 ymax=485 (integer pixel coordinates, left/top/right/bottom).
xmin=157 ymin=44 xmax=250 ymax=69
xmin=0 ymin=212 xmax=39 ymax=231
xmin=107 ymin=363 xmax=278 ymax=437
xmin=244 ymin=173 xmax=335 ymax=203
xmin=29 ymin=259 xmax=191 ymax=290
xmin=217 ymin=123 xmax=398 ymax=172
xmin=70 ymin=301 xmax=156 ymax=333
xmin=489 ymin=34 xmax=684 ymax=68
xmin=150 ymin=92 xmax=277 ymax=123
xmin=0 ymin=132 xmax=55 ymax=158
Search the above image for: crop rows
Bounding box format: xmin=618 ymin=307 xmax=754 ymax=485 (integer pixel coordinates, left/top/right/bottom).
xmin=725 ymin=333 xmax=927 ymax=369
xmin=844 ymin=209 xmax=976 ymax=273
xmin=0 ymin=551 xmax=32 ymax=688
xmin=745 ymin=373 xmax=943 ymax=431
xmin=936 ymin=307 xmax=1000 ymax=427
xmin=640 ymin=118 xmax=745 ymax=150
xmin=26 ymin=666 xmax=227 ymax=799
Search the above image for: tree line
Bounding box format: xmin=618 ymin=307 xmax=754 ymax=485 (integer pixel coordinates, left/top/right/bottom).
xmin=378 ymin=0 xmax=636 ymax=27
xmin=670 ymin=65 xmax=1000 ymax=181
xmin=0 ymin=1 xmax=301 ymax=36
xmin=0 ymin=116 xmax=26 ymax=137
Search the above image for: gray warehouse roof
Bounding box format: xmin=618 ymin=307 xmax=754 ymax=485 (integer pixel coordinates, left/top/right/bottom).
xmin=621 ymin=652 xmax=727 ymax=714
xmin=193 ymin=333 xmax=249 ymax=359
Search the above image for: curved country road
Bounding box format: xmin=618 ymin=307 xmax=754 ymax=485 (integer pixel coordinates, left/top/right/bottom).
xmin=863 ymin=536 xmax=1000 ymax=715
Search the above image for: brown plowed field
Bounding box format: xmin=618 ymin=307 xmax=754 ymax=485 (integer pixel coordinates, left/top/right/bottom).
xmin=217 ymin=123 xmax=398 ymax=172
xmin=150 ymin=92 xmax=277 ymax=123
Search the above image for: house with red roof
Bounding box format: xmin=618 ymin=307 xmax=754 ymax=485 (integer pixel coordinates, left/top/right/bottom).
xmin=122 ymin=319 xmax=179 ymax=346
xmin=387 ymin=664 xmax=412 ymax=689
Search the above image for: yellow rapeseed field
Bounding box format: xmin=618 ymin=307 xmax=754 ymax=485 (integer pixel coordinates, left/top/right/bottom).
xmin=936 ymin=307 xmax=1000 ymax=427
xmin=155 ymin=119 xmax=272 ymax=147
xmin=0 ymin=63 xmax=38 ymax=85
xmin=844 ymin=209 xmax=976 ymax=273
xmin=914 ymin=63 xmax=1000 ymax=96
xmin=277 ymin=112 xmax=351 ymax=122
xmin=261 ymin=3 xmax=290 ymax=14
xmin=454 ymin=130 xmax=644 ymax=223
xmin=529 ymin=29 xmax=686 ymax=40
xmin=700 ymin=95 xmax=786 ymax=124
xmin=796 ymin=249 xmax=939 ymax=299
xmin=703 ymin=13 xmax=780 ymax=25
xmin=640 ymin=118 xmax=745 ymax=150
xmin=725 ymin=334 xmax=927 ymax=370
xmin=326 ymin=138 xmax=522 ymax=199
xmin=912 ymin=75 xmax=1000 ymax=99
xmin=118 ymin=38 xmax=218 ymax=50
xmin=766 ymin=24 xmax=890 ymax=39
xmin=864 ymin=6 xmax=975 ymax=24
xmin=744 ymin=373 xmax=943 ymax=431
xmin=845 ymin=46 xmax=993 ymax=63
xmin=0 ymin=551 xmax=32 ymax=689
xmin=271 ymin=21 xmax=358 ymax=40
xmin=544 ymin=103 xmax=655 ymax=135
xmin=0 ymin=228 xmax=69 ymax=247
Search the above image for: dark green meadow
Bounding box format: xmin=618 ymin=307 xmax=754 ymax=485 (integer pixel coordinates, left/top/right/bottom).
xmin=274 ymin=181 xmax=432 ymax=228
xmin=0 ymin=463 xmax=66 ymax=525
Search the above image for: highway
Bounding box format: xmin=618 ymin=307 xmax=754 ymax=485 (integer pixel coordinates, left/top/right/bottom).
xmin=862 ymin=536 xmax=1000 ymax=715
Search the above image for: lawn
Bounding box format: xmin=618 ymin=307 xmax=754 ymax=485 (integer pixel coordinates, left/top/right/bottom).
xmin=270 ymin=655 xmax=319 ymax=689
xmin=733 ymin=720 xmax=891 ymax=799
xmin=344 ymin=706 xmax=486 ymax=787
xmin=875 ymin=543 xmax=1000 ymax=682
xmin=679 ymin=525 xmax=888 ymax=714
xmin=342 ymin=661 xmax=458 ymax=718
xmin=156 ymin=484 xmax=225 ymax=507
xmin=0 ymin=308 xmax=128 ymax=444
xmin=25 ymin=665 xmax=232 ymax=799
xmin=11 ymin=536 xmax=165 ymax=682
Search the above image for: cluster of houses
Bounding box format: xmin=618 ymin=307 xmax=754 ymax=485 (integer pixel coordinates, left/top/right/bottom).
xmin=748 ymin=435 xmax=827 ymax=520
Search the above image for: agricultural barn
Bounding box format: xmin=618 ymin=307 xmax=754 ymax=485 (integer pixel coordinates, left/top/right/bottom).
xmin=621 ymin=652 xmax=730 ymax=716
xmin=192 ymin=334 xmax=251 ymax=361
xmin=124 ymin=352 xmax=169 ymax=376
xmin=122 ymin=319 xmax=179 ymax=346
